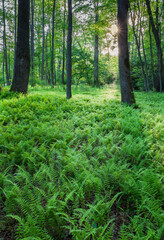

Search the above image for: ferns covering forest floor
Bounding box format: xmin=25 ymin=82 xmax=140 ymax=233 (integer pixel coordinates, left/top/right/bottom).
xmin=0 ymin=85 xmax=164 ymax=240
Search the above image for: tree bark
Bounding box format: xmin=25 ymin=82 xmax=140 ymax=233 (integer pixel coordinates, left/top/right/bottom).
xmin=14 ymin=0 xmax=17 ymax=63
xmin=51 ymin=0 xmax=56 ymax=87
xmin=138 ymin=1 xmax=149 ymax=91
xmin=41 ymin=0 xmax=45 ymax=81
xmin=2 ymin=0 xmax=10 ymax=85
xmin=3 ymin=56 xmax=5 ymax=86
xmin=30 ymin=0 xmax=35 ymax=86
xmin=117 ymin=0 xmax=135 ymax=105
xmin=66 ymin=0 xmax=72 ymax=99
xmin=130 ymin=10 xmax=148 ymax=91
xmin=149 ymin=20 xmax=155 ymax=89
xmin=145 ymin=0 xmax=163 ymax=92
xmin=94 ymin=0 xmax=99 ymax=86
xmin=62 ymin=0 xmax=66 ymax=85
xmin=11 ymin=0 xmax=30 ymax=93
xmin=45 ymin=34 xmax=48 ymax=83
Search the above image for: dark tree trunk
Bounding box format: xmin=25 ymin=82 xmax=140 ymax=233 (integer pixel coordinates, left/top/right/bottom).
xmin=45 ymin=34 xmax=48 ymax=83
xmin=3 ymin=57 xmax=5 ymax=86
xmin=51 ymin=0 xmax=56 ymax=87
xmin=94 ymin=0 xmax=99 ymax=86
xmin=41 ymin=0 xmax=45 ymax=81
xmin=149 ymin=20 xmax=155 ymax=89
xmin=62 ymin=0 xmax=66 ymax=85
xmin=66 ymin=0 xmax=72 ymax=99
xmin=145 ymin=0 xmax=163 ymax=92
xmin=2 ymin=0 xmax=10 ymax=85
xmin=8 ymin=49 xmax=11 ymax=79
xmin=117 ymin=0 xmax=135 ymax=105
xmin=11 ymin=0 xmax=30 ymax=93
xmin=30 ymin=0 xmax=35 ymax=86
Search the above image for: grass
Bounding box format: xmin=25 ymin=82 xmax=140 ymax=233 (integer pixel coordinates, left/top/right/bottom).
xmin=0 ymin=85 xmax=164 ymax=240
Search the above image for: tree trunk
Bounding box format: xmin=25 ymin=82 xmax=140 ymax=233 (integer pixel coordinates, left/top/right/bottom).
xmin=11 ymin=0 xmax=30 ymax=93
xmin=149 ymin=20 xmax=155 ymax=89
xmin=3 ymin=57 xmax=5 ymax=86
xmin=41 ymin=0 xmax=45 ymax=81
xmin=145 ymin=0 xmax=163 ymax=92
xmin=14 ymin=0 xmax=17 ymax=63
xmin=51 ymin=0 xmax=56 ymax=87
xmin=30 ymin=0 xmax=35 ymax=86
xmin=117 ymin=0 xmax=135 ymax=105
xmin=45 ymin=34 xmax=48 ymax=83
xmin=2 ymin=0 xmax=10 ymax=85
xmin=94 ymin=0 xmax=99 ymax=86
xmin=62 ymin=0 xmax=66 ymax=85
xmin=66 ymin=0 xmax=72 ymax=99
xmin=130 ymin=10 xmax=148 ymax=91
xmin=138 ymin=1 xmax=149 ymax=91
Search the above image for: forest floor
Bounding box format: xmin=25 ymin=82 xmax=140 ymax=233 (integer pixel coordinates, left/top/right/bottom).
xmin=0 ymin=85 xmax=164 ymax=240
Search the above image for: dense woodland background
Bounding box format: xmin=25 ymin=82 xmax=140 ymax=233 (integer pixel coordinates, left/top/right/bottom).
xmin=0 ymin=0 xmax=163 ymax=92
xmin=0 ymin=0 xmax=164 ymax=240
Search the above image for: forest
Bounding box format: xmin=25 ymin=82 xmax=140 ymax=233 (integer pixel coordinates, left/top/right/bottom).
xmin=0 ymin=0 xmax=164 ymax=239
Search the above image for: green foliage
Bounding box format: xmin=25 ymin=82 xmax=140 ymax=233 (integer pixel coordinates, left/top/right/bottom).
xmin=0 ymin=86 xmax=164 ymax=239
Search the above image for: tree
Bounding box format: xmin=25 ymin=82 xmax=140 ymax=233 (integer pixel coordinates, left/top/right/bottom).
xmin=130 ymin=5 xmax=148 ymax=92
xmin=145 ymin=0 xmax=163 ymax=92
xmin=41 ymin=0 xmax=45 ymax=81
xmin=51 ymin=0 xmax=56 ymax=87
xmin=10 ymin=0 xmax=30 ymax=93
xmin=2 ymin=0 xmax=9 ymax=85
xmin=30 ymin=0 xmax=35 ymax=86
xmin=117 ymin=0 xmax=135 ymax=105
xmin=66 ymin=0 xmax=72 ymax=99
xmin=62 ymin=0 xmax=66 ymax=86
xmin=94 ymin=0 xmax=99 ymax=86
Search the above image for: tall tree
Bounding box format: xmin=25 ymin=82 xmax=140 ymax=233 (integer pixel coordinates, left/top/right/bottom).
xmin=137 ymin=1 xmax=149 ymax=91
xmin=145 ymin=0 xmax=163 ymax=92
xmin=62 ymin=0 xmax=66 ymax=85
xmin=30 ymin=0 xmax=35 ymax=86
xmin=41 ymin=0 xmax=45 ymax=81
xmin=94 ymin=0 xmax=99 ymax=86
xmin=14 ymin=0 xmax=17 ymax=62
xmin=10 ymin=0 xmax=30 ymax=93
xmin=51 ymin=0 xmax=56 ymax=87
xmin=117 ymin=0 xmax=135 ymax=105
xmin=66 ymin=0 xmax=72 ymax=99
xmin=2 ymin=0 xmax=9 ymax=85
xmin=130 ymin=10 xmax=148 ymax=91
xmin=149 ymin=20 xmax=155 ymax=89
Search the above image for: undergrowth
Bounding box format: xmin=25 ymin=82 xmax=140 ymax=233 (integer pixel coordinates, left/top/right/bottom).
xmin=0 ymin=85 xmax=163 ymax=240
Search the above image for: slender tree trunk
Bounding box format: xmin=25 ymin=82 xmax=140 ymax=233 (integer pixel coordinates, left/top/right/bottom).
xmin=8 ymin=49 xmax=11 ymax=79
xmin=156 ymin=0 xmax=159 ymax=33
xmin=14 ymin=0 xmax=17 ymax=62
xmin=45 ymin=34 xmax=48 ymax=83
xmin=30 ymin=0 xmax=35 ymax=86
xmin=41 ymin=0 xmax=45 ymax=81
xmin=94 ymin=0 xmax=99 ymax=86
xmin=117 ymin=0 xmax=135 ymax=105
xmin=10 ymin=0 xmax=30 ymax=93
xmin=130 ymin=10 xmax=148 ymax=91
xmin=138 ymin=2 xmax=149 ymax=91
xmin=66 ymin=0 xmax=72 ymax=99
xmin=51 ymin=0 xmax=56 ymax=86
xmin=2 ymin=0 xmax=9 ymax=85
xmin=149 ymin=20 xmax=155 ymax=89
xmin=145 ymin=0 xmax=163 ymax=92
xmin=3 ymin=57 xmax=5 ymax=86
xmin=62 ymin=0 xmax=66 ymax=85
